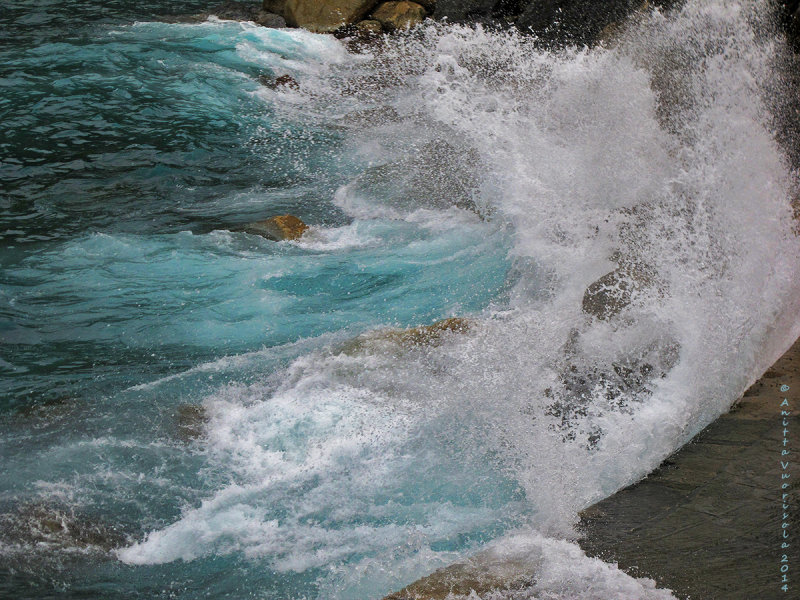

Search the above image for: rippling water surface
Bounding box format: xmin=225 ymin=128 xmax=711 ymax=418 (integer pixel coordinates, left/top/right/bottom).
xmin=2 ymin=1 xmax=800 ymax=598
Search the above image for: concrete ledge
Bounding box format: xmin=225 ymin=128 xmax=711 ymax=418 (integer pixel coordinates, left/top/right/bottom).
xmin=578 ymin=340 xmax=800 ymax=599
xmin=383 ymin=340 xmax=800 ymax=599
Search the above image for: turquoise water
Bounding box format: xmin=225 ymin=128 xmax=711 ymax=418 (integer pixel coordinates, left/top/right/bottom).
xmin=3 ymin=1 xmax=800 ymax=599
xmin=1 ymin=3 xmax=519 ymax=598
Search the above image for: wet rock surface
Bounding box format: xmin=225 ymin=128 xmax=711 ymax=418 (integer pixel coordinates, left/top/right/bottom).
xmin=578 ymin=339 xmax=800 ymax=599
xmin=241 ymin=214 xmax=309 ymax=241
xmin=282 ymin=0 xmax=382 ymax=32
xmin=384 ymin=553 xmax=534 ymax=599
xmin=372 ymin=1 xmax=428 ymax=30
xmin=339 ymin=317 xmax=472 ymax=355
xmin=174 ymin=404 xmax=209 ymax=442
xmin=581 ymin=261 xmax=655 ymax=320
xmin=0 ymin=503 xmax=127 ymax=552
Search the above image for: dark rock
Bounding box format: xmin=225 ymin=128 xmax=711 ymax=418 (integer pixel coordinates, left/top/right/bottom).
xmin=356 ymin=18 xmax=385 ymax=35
xmin=258 ymin=73 xmax=300 ymax=89
xmin=371 ymin=1 xmax=429 ymax=30
xmin=160 ymin=2 xmax=286 ymax=25
xmin=274 ymin=73 xmax=300 ymax=88
xmin=786 ymin=0 xmax=800 ymax=50
xmin=433 ymin=0 xmax=499 ymax=22
xmin=209 ymin=1 xmax=261 ymax=21
xmin=516 ymin=0 xmax=647 ymax=46
xmin=242 ymin=214 xmax=309 ymax=240
xmin=255 ymin=10 xmax=287 ymax=27
xmin=413 ymin=0 xmax=437 ymax=12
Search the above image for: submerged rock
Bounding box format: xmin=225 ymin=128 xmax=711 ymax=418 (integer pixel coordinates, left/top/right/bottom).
xmin=15 ymin=394 xmax=75 ymax=420
xmin=282 ymin=0 xmax=382 ymax=32
xmin=242 ymin=214 xmax=309 ymax=241
xmin=0 ymin=503 xmax=127 ymax=552
xmin=174 ymin=404 xmax=209 ymax=442
xmin=371 ymin=1 xmax=428 ymax=31
xmin=340 ymin=317 xmax=472 ymax=355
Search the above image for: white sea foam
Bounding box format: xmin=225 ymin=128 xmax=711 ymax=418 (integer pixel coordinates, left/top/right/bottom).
xmin=120 ymin=1 xmax=800 ymax=597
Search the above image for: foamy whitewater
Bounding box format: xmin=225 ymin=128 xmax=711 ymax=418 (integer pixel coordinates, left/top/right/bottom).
xmin=2 ymin=0 xmax=800 ymax=598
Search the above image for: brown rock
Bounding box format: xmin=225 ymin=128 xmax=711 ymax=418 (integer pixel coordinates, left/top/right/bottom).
xmin=283 ymin=0 xmax=381 ymax=32
xmin=339 ymin=317 xmax=472 ymax=355
xmin=371 ymin=1 xmax=427 ymax=31
xmin=383 ymin=552 xmax=534 ymax=599
xmin=175 ymin=404 xmax=209 ymax=442
xmin=243 ymin=214 xmax=309 ymax=241
xmin=209 ymin=1 xmax=259 ymax=21
xmin=356 ymin=18 xmax=384 ymax=36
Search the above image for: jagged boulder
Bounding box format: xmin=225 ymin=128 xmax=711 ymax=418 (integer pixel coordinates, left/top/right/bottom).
xmin=242 ymin=215 xmax=309 ymax=241
xmin=371 ymin=1 xmax=428 ymax=30
xmin=282 ymin=0 xmax=382 ymax=32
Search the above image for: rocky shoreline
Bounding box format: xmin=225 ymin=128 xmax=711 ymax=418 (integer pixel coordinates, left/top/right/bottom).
xmin=165 ymin=1 xmax=800 ymax=49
